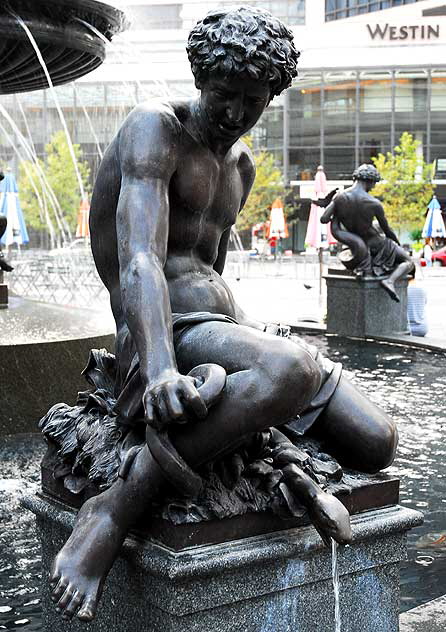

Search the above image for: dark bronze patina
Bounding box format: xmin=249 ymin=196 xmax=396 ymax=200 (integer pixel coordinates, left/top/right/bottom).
xmin=41 ymin=8 xmax=398 ymax=622
xmin=320 ymin=163 xmax=414 ymax=301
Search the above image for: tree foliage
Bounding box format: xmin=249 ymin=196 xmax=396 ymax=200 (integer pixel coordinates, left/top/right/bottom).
xmin=18 ymin=130 xmax=90 ymax=242
xmin=236 ymin=136 xmax=287 ymax=230
xmin=371 ymin=132 xmax=434 ymax=235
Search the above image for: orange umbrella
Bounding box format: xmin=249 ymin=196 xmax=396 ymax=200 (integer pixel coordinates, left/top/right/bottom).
xmin=76 ymin=198 xmax=90 ymax=238
xmin=269 ymin=198 xmax=288 ymax=238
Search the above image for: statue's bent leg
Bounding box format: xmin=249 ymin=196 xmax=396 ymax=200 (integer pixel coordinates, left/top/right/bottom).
xmin=50 ymin=322 xmax=322 ymax=621
xmin=172 ymin=321 xmax=322 ymax=466
xmin=307 ymin=375 xmax=398 ymax=473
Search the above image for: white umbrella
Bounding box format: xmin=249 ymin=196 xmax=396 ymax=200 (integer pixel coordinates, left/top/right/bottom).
xmin=422 ymin=196 xmax=446 ymax=239
xmin=0 ymin=171 xmax=29 ymax=247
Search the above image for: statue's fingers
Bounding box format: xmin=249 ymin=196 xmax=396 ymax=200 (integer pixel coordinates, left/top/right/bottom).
xmin=181 ymin=380 xmax=208 ymax=419
xmin=144 ymin=398 xmax=156 ymax=426
xmin=164 ymin=386 xmax=186 ymax=423
xmin=154 ymin=392 xmax=171 ymax=425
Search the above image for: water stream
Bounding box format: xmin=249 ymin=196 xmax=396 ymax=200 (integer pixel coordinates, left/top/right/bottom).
xmin=8 ymin=8 xmax=86 ymax=205
xmin=331 ymin=539 xmax=341 ymax=632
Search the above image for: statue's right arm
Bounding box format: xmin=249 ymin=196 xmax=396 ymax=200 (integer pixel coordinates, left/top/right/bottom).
xmin=320 ymin=200 xmax=335 ymax=224
xmin=117 ymin=106 xmax=207 ymax=427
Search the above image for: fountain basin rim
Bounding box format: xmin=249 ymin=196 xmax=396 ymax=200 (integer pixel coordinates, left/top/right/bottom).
xmin=4 ymin=0 xmax=129 ymax=39
xmin=291 ymin=323 xmax=446 ymax=354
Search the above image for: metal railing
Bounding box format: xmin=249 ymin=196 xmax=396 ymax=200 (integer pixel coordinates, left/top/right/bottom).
xmin=8 ymin=250 xmax=108 ymax=308
xmin=7 ymin=250 xmax=332 ymax=307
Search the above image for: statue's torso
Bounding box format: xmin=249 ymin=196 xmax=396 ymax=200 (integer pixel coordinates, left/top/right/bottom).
xmin=335 ymin=188 xmax=382 ymax=243
xmin=90 ymin=101 xmax=252 ymax=320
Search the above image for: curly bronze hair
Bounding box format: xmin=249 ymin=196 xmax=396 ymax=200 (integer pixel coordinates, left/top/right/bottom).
xmin=186 ymin=6 xmax=300 ymax=98
xmin=352 ymin=164 xmax=381 ymax=183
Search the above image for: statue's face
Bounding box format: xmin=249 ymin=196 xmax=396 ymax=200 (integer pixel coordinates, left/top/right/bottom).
xmin=199 ymin=74 xmax=271 ymax=142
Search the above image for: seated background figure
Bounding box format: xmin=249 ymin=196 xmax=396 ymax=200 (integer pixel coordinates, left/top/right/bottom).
xmin=321 ymin=164 xmax=414 ymax=301
xmin=41 ymin=8 xmax=398 ymax=623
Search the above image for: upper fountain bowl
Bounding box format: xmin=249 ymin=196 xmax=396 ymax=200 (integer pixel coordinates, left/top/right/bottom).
xmin=0 ymin=0 xmax=128 ymax=94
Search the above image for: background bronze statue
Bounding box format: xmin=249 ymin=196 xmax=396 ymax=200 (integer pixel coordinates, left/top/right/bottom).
xmin=40 ymin=7 xmax=398 ymax=623
xmin=321 ymin=163 xmax=414 ymax=301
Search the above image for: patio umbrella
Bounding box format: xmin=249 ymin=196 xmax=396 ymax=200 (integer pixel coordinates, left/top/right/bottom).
xmin=76 ymin=197 xmax=90 ymax=238
xmin=305 ymin=166 xmax=336 ymax=297
xmin=269 ymin=198 xmax=288 ymax=239
xmin=0 ymin=171 xmax=29 ymax=247
xmin=422 ymin=195 xmax=446 ymax=239
xmin=305 ymin=166 xmax=336 ymax=249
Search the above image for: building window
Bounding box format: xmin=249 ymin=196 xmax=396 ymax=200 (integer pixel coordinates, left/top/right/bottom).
xmin=326 ymin=1 xmax=423 ymax=22
xmin=185 ymin=1 xmax=305 ymax=29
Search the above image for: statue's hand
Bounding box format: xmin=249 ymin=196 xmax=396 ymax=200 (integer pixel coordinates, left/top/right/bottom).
xmin=143 ymin=371 xmax=208 ymax=431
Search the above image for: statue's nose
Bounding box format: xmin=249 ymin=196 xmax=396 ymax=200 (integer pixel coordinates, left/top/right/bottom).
xmin=226 ymin=99 xmax=243 ymax=124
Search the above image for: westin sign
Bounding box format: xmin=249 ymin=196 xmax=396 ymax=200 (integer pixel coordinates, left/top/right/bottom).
xmin=367 ymin=23 xmax=440 ymax=41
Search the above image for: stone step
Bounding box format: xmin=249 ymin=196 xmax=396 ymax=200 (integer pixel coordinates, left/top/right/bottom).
xmin=400 ymin=595 xmax=446 ymax=632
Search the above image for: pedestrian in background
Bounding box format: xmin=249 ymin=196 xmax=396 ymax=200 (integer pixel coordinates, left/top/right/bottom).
xmin=407 ymin=270 xmax=428 ymax=337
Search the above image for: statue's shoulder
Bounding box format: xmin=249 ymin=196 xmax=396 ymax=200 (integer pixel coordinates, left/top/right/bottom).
xmin=120 ymin=99 xmax=184 ymax=143
xmin=118 ymin=100 xmax=185 ymax=170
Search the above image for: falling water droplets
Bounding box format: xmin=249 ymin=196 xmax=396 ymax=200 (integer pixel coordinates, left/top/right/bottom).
xmin=331 ymin=539 xmax=341 ymax=632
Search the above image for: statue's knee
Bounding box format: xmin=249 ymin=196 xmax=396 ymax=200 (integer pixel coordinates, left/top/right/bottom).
xmin=362 ymin=420 xmax=398 ymax=473
xmin=263 ymin=346 xmax=321 ymax=415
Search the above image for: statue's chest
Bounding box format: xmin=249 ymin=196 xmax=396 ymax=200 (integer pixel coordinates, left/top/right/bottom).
xmin=172 ymin=153 xmax=243 ymax=226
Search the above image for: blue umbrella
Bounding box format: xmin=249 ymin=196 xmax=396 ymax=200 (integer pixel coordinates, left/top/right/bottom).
xmin=0 ymin=171 xmax=29 ymax=246
xmin=422 ymin=196 xmax=446 ymax=239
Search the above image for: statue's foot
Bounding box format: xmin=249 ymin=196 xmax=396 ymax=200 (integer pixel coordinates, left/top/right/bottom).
xmin=49 ymin=496 xmax=126 ymax=622
xmin=308 ymin=492 xmax=352 ymax=547
xmin=381 ymin=279 xmax=399 ymax=302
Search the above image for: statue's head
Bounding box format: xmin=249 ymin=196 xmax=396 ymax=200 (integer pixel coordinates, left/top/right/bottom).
xmin=186 ymin=7 xmax=299 ymax=142
xmin=352 ymin=164 xmax=381 ymax=185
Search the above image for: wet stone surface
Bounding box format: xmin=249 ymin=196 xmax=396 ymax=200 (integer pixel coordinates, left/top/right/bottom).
xmin=0 ymin=296 xmax=114 ymax=345
xmin=0 ymin=335 xmax=445 ymax=628
xmin=0 ymin=435 xmax=44 ymax=631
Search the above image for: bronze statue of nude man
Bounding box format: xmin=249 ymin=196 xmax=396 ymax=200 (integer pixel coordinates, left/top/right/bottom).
xmin=320 ymin=163 xmax=414 ymax=301
xmin=48 ymin=7 xmax=398 ymax=622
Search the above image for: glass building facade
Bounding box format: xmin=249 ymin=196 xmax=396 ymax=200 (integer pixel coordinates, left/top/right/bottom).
xmin=325 ymin=0 xmax=424 ymax=22
xmin=1 ymin=65 xmax=445 ymax=186
xmin=256 ymin=66 xmax=446 ymax=182
xmin=125 ymin=0 xmax=305 ymax=30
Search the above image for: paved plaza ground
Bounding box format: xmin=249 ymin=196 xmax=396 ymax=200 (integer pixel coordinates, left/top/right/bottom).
xmin=224 ymin=256 xmax=446 ymax=342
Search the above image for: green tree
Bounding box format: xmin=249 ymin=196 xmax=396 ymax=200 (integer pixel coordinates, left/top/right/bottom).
xmin=371 ymin=132 xmax=434 ymax=235
xmin=19 ymin=130 xmax=90 ymax=242
xmin=236 ymin=136 xmax=287 ymax=231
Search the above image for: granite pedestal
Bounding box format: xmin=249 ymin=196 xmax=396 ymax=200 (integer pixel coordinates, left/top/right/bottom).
xmin=325 ymin=271 xmax=409 ymax=338
xmin=25 ymin=489 xmax=422 ymax=632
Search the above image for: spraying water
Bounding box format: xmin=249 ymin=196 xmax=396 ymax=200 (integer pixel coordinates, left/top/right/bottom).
xmin=75 ymin=86 xmax=104 ymax=161
xmin=8 ymin=8 xmax=87 ymax=202
xmin=0 ymin=104 xmax=69 ymax=245
xmin=331 ymin=538 xmax=341 ymax=632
